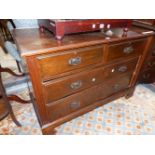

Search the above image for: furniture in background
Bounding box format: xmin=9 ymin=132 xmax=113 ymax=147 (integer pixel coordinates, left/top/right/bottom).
xmin=0 ymin=65 xmax=31 ymax=126
xmin=133 ymin=20 xmax=155 ymax=31
xmin=0 ymin=32 xmax=23 ymax=73
xmin=0 ymin=20 xmax=41 ymax=126
xmin=6 ymin=19 xmax=39 ymax=73
xmin=133 ymin=20 xmax=155 ymax=84
xmin=139 ymin=36 xmax=155 ymax=83
xmin=0 ymin=20 xmax=13 ymax=41
xmin=1 ymin=20 xmax=39 ymax=73
xmin=0 ymin=30 xmax=8 ymax=53
xmin=38 ymin=19 xmax=132 ymax=40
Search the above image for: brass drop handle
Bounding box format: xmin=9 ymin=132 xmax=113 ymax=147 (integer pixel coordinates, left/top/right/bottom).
xmin=118 ymin=66 xmax=128 ymax=72
xmin=70 ymin=101 xmax=81 ymax=109
xmin=68 ymin=57 xmax=81 ymax=65
xmin=123 ymin=46 xmax=134 ymax=54
xmin=70 ymin=80 xmax=82 ymax=90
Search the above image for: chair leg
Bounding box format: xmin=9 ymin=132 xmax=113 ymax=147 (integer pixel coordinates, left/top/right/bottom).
xmin=16 ymin=61 xmax=22 ymax=73
xmin=10 ymin=109 xmax=22 ymax=127
xmin=0 ymin=66 xmax=22 ymax=127
xmin=7 ymin=101 xmax=22 ymax=127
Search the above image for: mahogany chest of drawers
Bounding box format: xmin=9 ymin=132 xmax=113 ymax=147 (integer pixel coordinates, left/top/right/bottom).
xmin=13 ymin=26 xmax=155 ymax=134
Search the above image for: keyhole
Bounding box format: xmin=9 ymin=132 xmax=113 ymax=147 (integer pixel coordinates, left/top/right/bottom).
xmin=92 ymin=78 xmax=96 ymax=82
xmin=111 ymin=68 xmax=115 ymax=72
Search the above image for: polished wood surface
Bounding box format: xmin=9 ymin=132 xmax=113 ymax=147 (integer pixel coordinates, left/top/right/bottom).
xmin=13 ymin=27 xmax=155 ymax=57
xmin=38 ymin=19 xmax=132 ymax=40
xmin=12 ymin=26 xmax=155 ymax=134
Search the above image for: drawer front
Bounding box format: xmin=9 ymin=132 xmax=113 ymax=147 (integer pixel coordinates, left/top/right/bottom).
xmin=43 ymin=57 xmax=138 ymax=104
xmin=37 ymin=45 xmax=103 ymax=81
xmin=106 ymin=38 xmax=146 ymax=62
xmin=46 ymin=74 xmax=131 ymax=122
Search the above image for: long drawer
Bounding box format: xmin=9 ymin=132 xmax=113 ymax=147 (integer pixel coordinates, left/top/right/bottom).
xmin=43 ymin=57 xmax=138 ymax=104
xmin=37 ymin=45 xmax=103 ymax=81
xmin=46 ymin=74 xmax=131 ymax=122
xmin=105 ymin=38 xmax=146 ymax=62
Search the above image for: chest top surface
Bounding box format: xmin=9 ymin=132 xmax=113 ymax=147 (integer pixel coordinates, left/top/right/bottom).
xmin=12 ymin=26 xmax=155 ymax=57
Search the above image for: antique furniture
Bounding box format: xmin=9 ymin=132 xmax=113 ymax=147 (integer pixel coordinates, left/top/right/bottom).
xmin=0 ymin=19 xmax=13 ymax=41
xmin=133 ymin=20 xmax=155 ymax=83
xmin=12 ymin=25 xmax=155 ymax=134
xmin=139 ymin=36 xmax=155 ymax=83
xmin=38 ymin=19 xmax=132 ymax=40
xmin=0 ymin=65 xmax=31 ymax=126
xmin=138 ymin=34 xmax=155 ymax=83
xmin=4 ymin=41 xmax=24 ymax=73
xmin=133 ymin=20 xmax=155 ymax=31
xmin=0 ymin=31 xmax=8 ymax=53
xmin=2 ymin=20 xmax=39 ymax=73
xmin=0 ymin=31 xmax=23 ymax=73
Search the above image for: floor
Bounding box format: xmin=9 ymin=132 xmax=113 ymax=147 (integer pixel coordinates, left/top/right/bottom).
xmin=0 ymin=47 xmax=155 ymax=135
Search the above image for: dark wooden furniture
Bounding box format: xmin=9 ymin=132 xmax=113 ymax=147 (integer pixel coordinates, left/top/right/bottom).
xmin=38 ymin=19 xmax=132 ymax=40
xmin=132 ymin=20 xmax=155 ymax=83
xmin=139 ymin=36 xmax=155 ymax=83
xmin=0 ymin=65 xmax=31 ymax=126
xmin=0 ymin=30 xmax=8 ymax=53
xmin=0 ymin=32 xmax=22 ymax=73
xmin=133 ymin=20 xmax=155 ymax=31
xmin=12 ymin=26 xmax=155 ymax=134
xmin=0 ymin=97 xmax=8 ymax=122
xmin=0 ymin=19 xmax=13 ymax=41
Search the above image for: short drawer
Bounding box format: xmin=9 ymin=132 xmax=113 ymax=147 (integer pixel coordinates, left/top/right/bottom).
xmin=46 ymin=74 xmax=131 ymax=122
xmin=106 ymin=38 xmax=146 ymax=62
xmin=43 ymin=57 xmax=138 ymax=103
xmin=37 ymin=45 xmax=103 ymax=81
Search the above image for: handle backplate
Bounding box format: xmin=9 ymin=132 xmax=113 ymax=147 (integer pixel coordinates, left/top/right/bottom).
xmin=68 ymin=57 xmax=81 ymax=66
